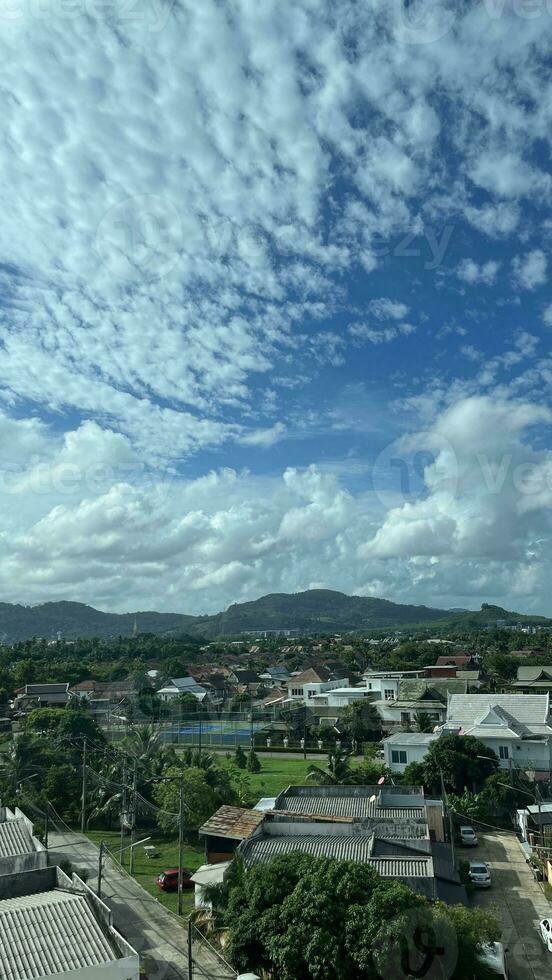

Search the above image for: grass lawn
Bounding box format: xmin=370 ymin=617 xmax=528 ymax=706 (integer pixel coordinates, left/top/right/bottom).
xmin=219 ymin=755 xmax=314 ymax=799
xmin=85 ymin=829 xmax=204 ymax=916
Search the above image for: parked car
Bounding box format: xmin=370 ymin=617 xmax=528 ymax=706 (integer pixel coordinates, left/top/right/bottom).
xmin=539 ymin=919 xmax=552 ymax=952
xmin=459 ymin=825 xmax=478 ymax=846
xmin=155 ymin=869 xmax=194 ymax=891
xmin=469 ymin=861 xmax=491 ymax=888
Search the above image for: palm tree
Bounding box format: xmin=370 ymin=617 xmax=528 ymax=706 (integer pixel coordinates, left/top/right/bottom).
xmin=307 ymin=748 xmax=352 ymax=785
xmin=415 ymin=712 xmax=433 ymax=733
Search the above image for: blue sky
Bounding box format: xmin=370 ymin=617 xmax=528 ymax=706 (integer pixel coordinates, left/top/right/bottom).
xmin=0 ymin=0 xmax=552 ymax=614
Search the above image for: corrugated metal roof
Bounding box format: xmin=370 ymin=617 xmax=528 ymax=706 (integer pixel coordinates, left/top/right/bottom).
xmin=240 ymin=835 xmax=433 ymax=878
xmin=277 ymin=796 xmax=424 ymax=819
xmin=0 ymin=818 xmax=34 ymax=858
xmin=199 ymin=806 xmax=264 ymax=840
xmin=0 ymin=889 xmax=116 ymax=979
xmin=240 ymin=833 xmax=375 ymax=866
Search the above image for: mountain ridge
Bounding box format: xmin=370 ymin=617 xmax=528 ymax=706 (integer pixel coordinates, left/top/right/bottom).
xmin=0 ymin=590 xmax=548 ymax=642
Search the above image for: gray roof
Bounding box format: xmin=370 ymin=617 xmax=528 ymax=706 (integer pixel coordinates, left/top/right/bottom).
xmin=0 ymin=818 xmax=34 ymax=858
xmin=240 ymin=833 xmax=433 ymax=878
xmin=166 ymin=677 xmax=206 ymax=693
xmin=240 ymin=833 xmax=375 ymax=866
xmin=0 ymin=889 xmax=117 ymax=979
xmin=276 ymin=794 xmax=424 ymax=820
xmin=25 ymin=684 xmax=69 ymax=696
xmin=384 ymin=733 xmax=439 ymax=745
xmin=446 ymin=694 xmax=552 ymax=736
xmin=517 ymin=666 xmax=552 ymax=682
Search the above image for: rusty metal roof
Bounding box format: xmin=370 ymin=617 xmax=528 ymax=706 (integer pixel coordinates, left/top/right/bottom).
xmin=199 ymin=806 xmax=264 ymax=840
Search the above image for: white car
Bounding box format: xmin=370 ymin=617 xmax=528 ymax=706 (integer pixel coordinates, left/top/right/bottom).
xmin=539 ymin=919 xmax=552 ymax=952
xmin=469 ymin=861 xmax=491 ymax=888
xmin=459 ymin=825 xmax=478 ymax=846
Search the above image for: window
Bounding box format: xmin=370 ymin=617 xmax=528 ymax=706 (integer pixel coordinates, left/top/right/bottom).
xmin=391 ymin=750 xmax=407 ymax=764
xmin=291 ymin=687 xmax=303 ymax=697
xmin=401 ymin=712 xmax=410 ymax=724
xmin=499 ymin=745 xmax=510 ymax=760
xmin=384 ymin=688 xmax=395 ymax=701
xmin=368 ymin=683 xmax=372 ymax=690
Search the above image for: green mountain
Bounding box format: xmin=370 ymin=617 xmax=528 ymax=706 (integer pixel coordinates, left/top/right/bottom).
xmin=0 ymin=591 xmax=547 ymax=642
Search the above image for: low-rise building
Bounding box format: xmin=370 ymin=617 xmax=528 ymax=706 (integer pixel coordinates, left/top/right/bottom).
xmin=158 ymin=676 xmax=209 ymax=703
xmin=285 ymin=667 xmax=346 ymax=705
xmin=384 ymin=732 xmax=440 ymax=774
xmin=510 ymin=666 xmax=552 ymax=695
xmin=14 ymin=683 xmax=70 ymax=713
xmin=0 ymin=804 xmax=47 ymax=876
xmin=0 ymin=865 xmax=139 ymax=979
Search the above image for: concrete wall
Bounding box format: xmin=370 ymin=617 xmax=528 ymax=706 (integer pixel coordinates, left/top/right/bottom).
xmin=384 ymin=740 xmax=434 ymax=773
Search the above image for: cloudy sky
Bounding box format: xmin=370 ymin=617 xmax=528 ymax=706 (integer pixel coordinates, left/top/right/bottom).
xmin=1 ymin=0 xmax=552 ymax=615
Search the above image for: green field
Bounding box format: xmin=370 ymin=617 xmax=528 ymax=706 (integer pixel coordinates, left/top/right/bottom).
xmin=85 ymin=829 xmax=204 ymax=915
xmin=219 ymin=755 xmax=314 ymax=799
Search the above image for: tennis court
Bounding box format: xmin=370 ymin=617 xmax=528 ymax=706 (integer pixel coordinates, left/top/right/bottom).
xmin=159 ymin=718 xmax=270 ymax=746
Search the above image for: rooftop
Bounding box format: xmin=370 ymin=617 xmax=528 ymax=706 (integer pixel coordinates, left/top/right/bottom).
xmin=446 ymin=694 xmax=552 ymax=736
xmin=0 ymin=889 xmax=117 ymax=980
xmin=0 ymin=817 xmax=34 ymax=859
xmin=199 ymin=805 xmax=264 ymax=840
xmin=384 ymin=733 xmax=440 ymax=745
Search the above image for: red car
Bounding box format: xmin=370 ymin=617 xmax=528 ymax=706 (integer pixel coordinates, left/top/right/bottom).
xmin=155 ymin=869 xmax=194 ymax=892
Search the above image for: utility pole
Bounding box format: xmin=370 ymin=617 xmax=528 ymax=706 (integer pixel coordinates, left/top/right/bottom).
xmin=97 ymin=840 xmax=105 ymax=898
xmin=178 ymin=774 xmax=185 ymax=916
xmin=129 ymin=760 xmax=138 ymax=876
xmin=44 ymin=805 xmax=49 ymax=851
xmin=187 ymin=918 xmax=193 ymax=980
xmin=119 ymin=762 xmax=127 ymax=864
xmin=198 ymin=714 xmax=202 ymax=762
xmin=80 ymin=737 xmax=87 ymax=834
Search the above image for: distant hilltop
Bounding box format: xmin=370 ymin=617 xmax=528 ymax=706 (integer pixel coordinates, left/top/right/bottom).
xmin=0 ymin=591 xmax=548 ymax=643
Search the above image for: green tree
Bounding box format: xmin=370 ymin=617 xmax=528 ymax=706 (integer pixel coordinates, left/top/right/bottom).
xmin=234 ymin=744 xmax=247 ymax=769
xmin=24 ymin=708 xmax=105 ymax=745
xmin=414 ymin=711 xmax=433 ymax=733
xmin=307 ymin=749 xmax=352 ymax=785
xmin=246 ymin=748 xmax=261 ymax=773
xmin=420 ymin=734 xmax=498 ymax=794
xmin=339 ymin=700 xmax=383 ymax=744
xmin=155 ymin=767 xmax=219 ymax=834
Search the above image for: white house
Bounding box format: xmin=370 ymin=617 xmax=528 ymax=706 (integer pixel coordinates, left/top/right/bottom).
xmin=384 ymin=733 xmax=440 ymax=773
xmin=384 ymin=694 xmax=552 ymax=777
xmin=310 ymin=686 xmax=375 ymax=709
xmin=158 ymin=676 xmax=209 ymax=703
xmin=285 ymin=668 xmax=343 ymax=705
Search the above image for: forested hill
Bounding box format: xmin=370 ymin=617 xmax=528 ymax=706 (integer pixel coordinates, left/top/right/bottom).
xmin=0 ymin=591 xmax=548 ymax=642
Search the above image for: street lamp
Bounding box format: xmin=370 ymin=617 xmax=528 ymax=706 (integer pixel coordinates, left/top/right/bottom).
xmin=97 ymin=836 xmax=151 ymax=898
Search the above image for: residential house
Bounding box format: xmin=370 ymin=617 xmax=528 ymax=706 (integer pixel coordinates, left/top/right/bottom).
xmin=516 ymin=802 xmax=552 ymax=844
xmin=383 ymin=694 xmax=552 ymax=778
xmin=0 ymin=865 xmax=139 ymax=979
xmin=384 ymin=732 xmax=440 ymax=774
xmin=228 ymin=669 xmax=264 ymax=695
xmin=0 ymin=805 xmax=47 ymax=875
xmin=444 ymin=694 xmax=552 ymax=776
xmin=228 ymin=787 xmax=464 ymax=904
xmin=14 ymin=683 xmax=70 ymax=713
xmin=199 ymin=805 xmax=265 ymax=864
xmin=435 ymin=654 xmax=477 ymax=669
xmin=285 ymin=667 xmax=343 ymax=705
xmin=71 ymin=678 xmax=137 ymax=702
xmin=374 ymin=678 xmax=468 ymax=729
xmin=510 ymin=666 xmax=552 ymax=695
xmin=157 ymin=676 xmax=209 ymax=703
xmin=258 ymin=666 xmax=291 ymax=688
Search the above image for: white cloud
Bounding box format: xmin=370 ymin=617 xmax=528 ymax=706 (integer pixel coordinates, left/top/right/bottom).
xmin=456 ymin=259 xmax=500 ymax=286
xmin=512 ymin=249 xmax=547 ymax=290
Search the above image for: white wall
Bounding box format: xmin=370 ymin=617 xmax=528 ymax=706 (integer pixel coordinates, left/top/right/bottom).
xmin=384 ymin=740 xmax=435 ymax=773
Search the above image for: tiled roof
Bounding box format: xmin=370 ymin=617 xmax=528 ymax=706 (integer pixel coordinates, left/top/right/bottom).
xmin=446 ymin=694 xmax=551 ymax=733
xmin=516 ymin=666 xmax=552 ymax=682
xmin=0 ymin=889 xmax=116 ymax=979
xmin=0 ymin=818 xmax=34 ymax=858
xmin=397 ymin=679 xmax=467 ymax=701
xmin=199 ymin=806 xmax=264 ymax=840
xmin=287 ymin=667 xmax=330 ymax=684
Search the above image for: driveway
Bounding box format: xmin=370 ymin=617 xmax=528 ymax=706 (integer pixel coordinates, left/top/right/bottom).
xmin=468 ymin=831 xmax=551 ymax=980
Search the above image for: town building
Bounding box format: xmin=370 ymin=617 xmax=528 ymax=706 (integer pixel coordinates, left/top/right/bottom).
xmin=0 ymin=865 xmax=139 ymax=979
xmin=14 ymin=683 xmax=70 ymax=713
xmin=157 ymin=676 xmax=209 ymax=703
xmin=284 ymin=667 xmax=343 ymax=704
xmin=509 ymin=666 xmax=552 ymax=695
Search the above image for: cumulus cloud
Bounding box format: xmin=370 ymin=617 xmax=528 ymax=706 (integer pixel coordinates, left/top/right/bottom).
xmin=512 ymin=250 xmax=547 ymax=290
xmin=456 ymin=259 xmax=500 ymax=286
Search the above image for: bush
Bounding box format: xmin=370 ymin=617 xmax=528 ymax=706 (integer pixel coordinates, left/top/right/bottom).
xmin=246 ymin=748 xmax=261 ymax=773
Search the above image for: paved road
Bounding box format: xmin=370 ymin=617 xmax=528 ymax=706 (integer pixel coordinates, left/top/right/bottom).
xmin=49 ymin=830 xmax=236 ymax=980
xmin=470 ymin=831 xmax=551 ymax=980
